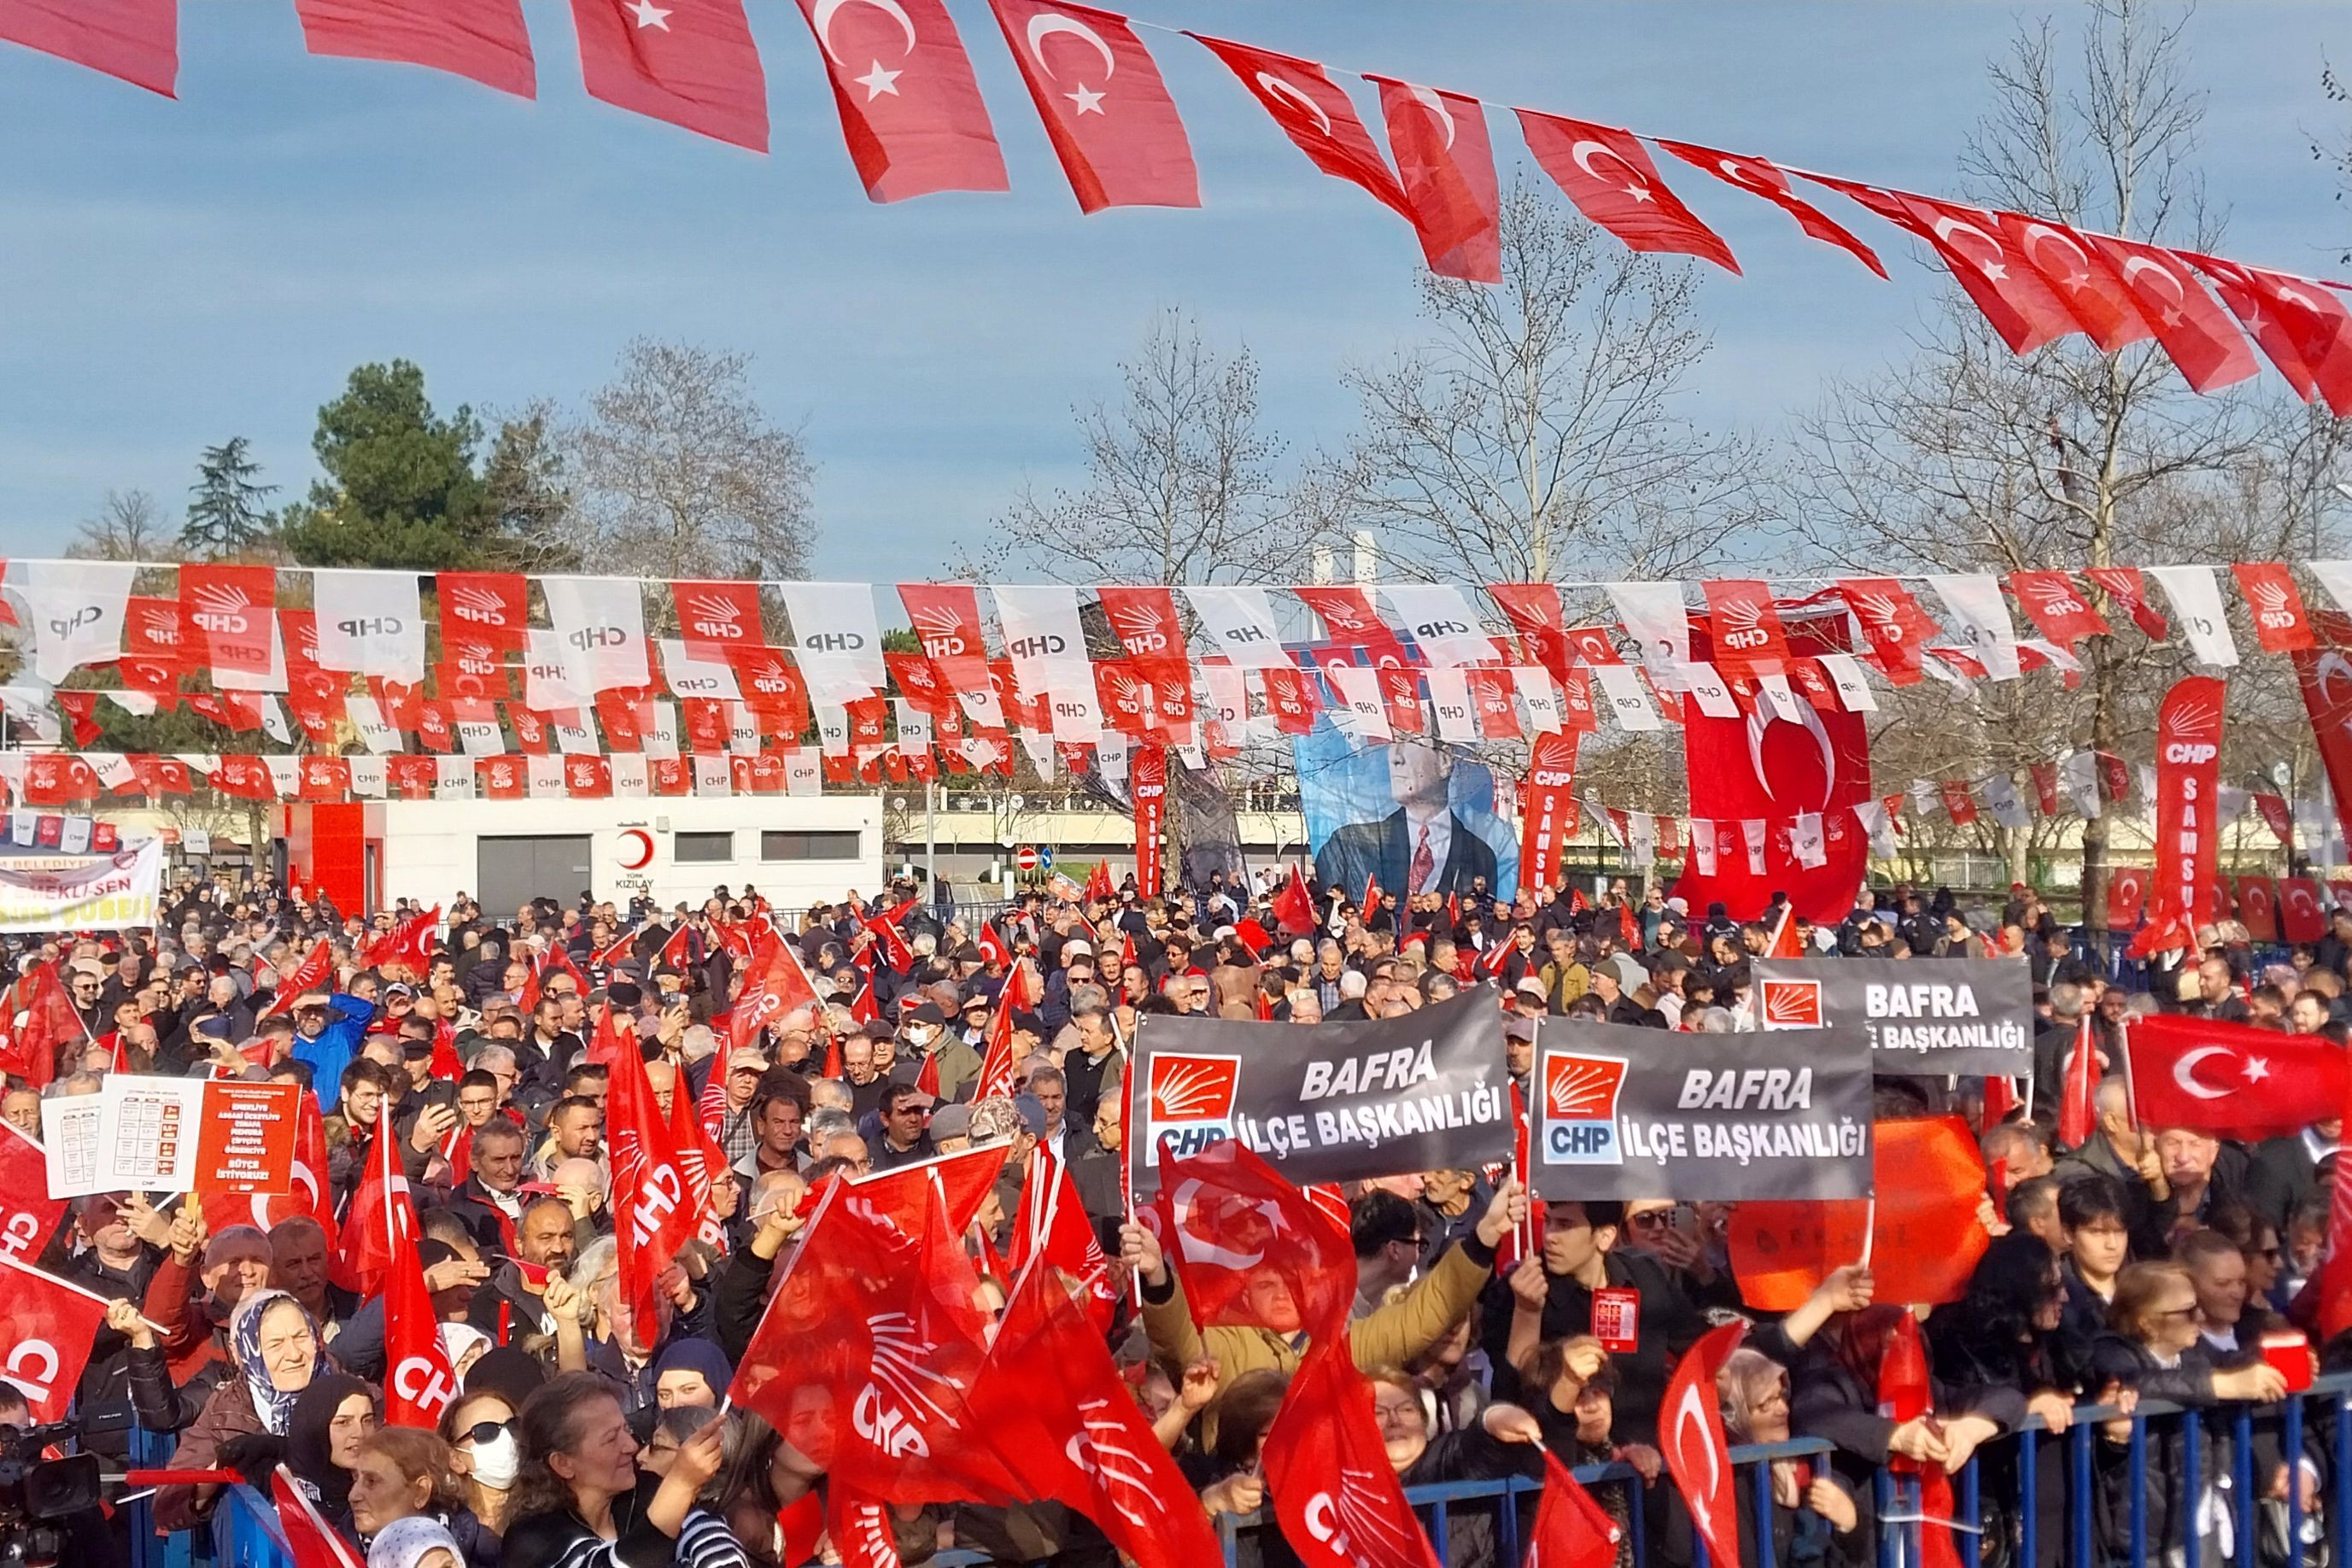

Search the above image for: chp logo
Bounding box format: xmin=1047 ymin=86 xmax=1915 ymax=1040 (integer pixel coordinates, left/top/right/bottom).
xmin=446 ymin=582 xmax=512 ymax=626
xmin=1541 ymin=1051 xmax=1626 ymax=1166
xmin=1108 ymin=600 xmax=1172 ymax=653
xmin=682 ymin=589 xmax=750 ymax=642
xmin=1758 ymin=978 xmax=1823 ymax=1028
xmin=1144 ymin=1052 xmax=1241 ymax=1161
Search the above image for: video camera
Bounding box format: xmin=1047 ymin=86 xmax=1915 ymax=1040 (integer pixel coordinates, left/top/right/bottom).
xmin=0 ymin=1408 xmax=125 ymax=1568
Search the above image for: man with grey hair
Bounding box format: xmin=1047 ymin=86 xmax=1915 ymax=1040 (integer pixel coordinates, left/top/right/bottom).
xmin=2032 ymin=980 xmax=2089 ymax=1124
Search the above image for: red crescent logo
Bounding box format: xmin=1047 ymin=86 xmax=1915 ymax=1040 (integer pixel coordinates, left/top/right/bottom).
xmin=618 ymin=828 xmax=655 ymax=872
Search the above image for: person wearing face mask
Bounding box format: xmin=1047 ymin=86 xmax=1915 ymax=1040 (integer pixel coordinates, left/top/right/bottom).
xmin=158 ymin=1290 xmax=326 ymax=1530
xmin=443 ymin=1349 xmax=547 ymax=1541
xmin=899 ymin=998 xmax=981 ymax=1100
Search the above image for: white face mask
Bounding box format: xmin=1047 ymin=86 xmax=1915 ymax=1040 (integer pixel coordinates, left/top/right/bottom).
xmin=467 ymin=1429 xmax=520 ymax=1490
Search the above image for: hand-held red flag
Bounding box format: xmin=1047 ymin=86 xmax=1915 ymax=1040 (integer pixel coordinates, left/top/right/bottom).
xmin=1662 ymin=1322 xmax=1748 ymax=1568
xmin=383 ymin=1233 xmax=458 ymax=1428
xmin=1527 ymin=1448 xmax=1621 ymax=1568
xmin=1154 ymin=1136 xmax=1354 ymax=1343
xmin=1263 ymin=1341 xmax=1441 ymax=1568
xmin=606 ymin=1026 xmax=700 ymax=1331
xmin=2057 ymin=1013 xmax=2101 ymax=1148
xmin=1273 ymin=863 xmax=1316 ymax=934
xmin=2125 ymin=1014 xmax=2348 ymax=1140
xmin=273 ymin=1466 xmax=366 ymax=1568
xmin=0 ymin=1253 xmax=112 ymax=1420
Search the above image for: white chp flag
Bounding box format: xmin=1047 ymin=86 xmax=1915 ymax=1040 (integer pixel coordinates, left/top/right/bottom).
xmin=1326 ymin=665 xmax=1393 ymax=742
xmin=1688 ymin=819 xmax=1719 ymax=875
xmin=1184 ymin=586 xmax=1290 ymax=668
xmin=1201 ymin=664 xmax=1250 ymax=751
xmin=1928 ymin=573 xmax=2021 ymax=682
xmin=892 ymin=699 xmax=933 ymax=752
xmin=345 ymin=694 xmax=402 ymax=755
xmin=1592 ymin=664 xmax=1661 ymax=731
xmin=435 ymin=756 xmax=472 ymax=799
xmin=693 ymin=755 xmax=731 ymax=796
xmin=641 ymin=703 xmax=680 ymax=761
xmin=263 ymin=756 xmax=301 ymax=799
xmin=541 ymin=576 xmax=649 ymax=693
xmin=1814 ymin=652 xmax=1877 ymax=711
xmin=658 ymin=640 xmax=742 ymax=703
xmin=1512 ymin=666 xmax=1562 ymax=733
xmin=1853 ymin=799 xmax=1898 ymax=857
xmin=1674 ymin=661 xmax=1740 ymax=717
xmin=1425 ymin=668 xmax=1477 ymax=743
xmin=1981 ymin=773 xmax=2030 ymax=829
xmin=1741 ymin=818 xmax=1768 ymax=875
xmin=785 ymin=749 xmax=822 ymax=797
xmin=1624 ymin=811 xmax=1656 ymax=866
xmin=780 ymin=582 xmax=886 ymax=702
xmin=349 ymin=756 xmax=387 ymax=798
xmin=2144 ymin=565 xmax=2242 ymax=667
xmin=992 ymin=585 xmax=1087 ymax=680
xmin=1035 ymin=658 xmax=1103 ymax=744
xmin=16 ymin=560 xmax=133 ymax=684
xmin=1790 ymin=812 xmax=1827 ymax=869
xmin=612 ymin=755 xmax=651 ymax=798
xmin=527 ymin=756 xmax=566 ymax=798
xmin=1382 ymin=585 xmax=1492 ymax=667
xmin=1604 ymin=582 xmax=1690 ymax=668
xmin=2059 ymin=750 xmax=2101 ymax=819
xmin=524 ymin=630 xmax=589 ymax=714
xmin=310 ymin=570 xmax=425 ymax=683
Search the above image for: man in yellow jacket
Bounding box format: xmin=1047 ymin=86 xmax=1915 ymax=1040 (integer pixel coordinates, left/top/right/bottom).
xmin=1118 ymin=1177 xmax=1527 ymax=1387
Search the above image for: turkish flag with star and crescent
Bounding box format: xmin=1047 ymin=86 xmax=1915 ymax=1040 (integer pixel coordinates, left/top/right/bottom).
xmin=794 ymin=0 xmax=1009 ymax=202
xmin=2126 ymin=1015 xmax=2349 ymax=1141
xmin=1191 ymin=36 xmax=1412 ymax=224
xmin=572 ymin=0 xmax=768 ymax=151
xmin=1366 ymin=75 xmax=1499 ymax=283
xmin=1993 ymin=212 xmax=2153 ymax=354
xmin=1516 ymin=111 xmax=1739 ymax=273
xmin=986 ymin=0 xmax=1196 ymax=213
xmin=2080 ymin=235 xmax=2260 ymax=395
xmin=1151 ymin=1135 xmax=1352 ymax=1343
xmin=295 ymin=0 xmax=535 ymax=97
xmin=1662 ymin=1322 xmax=1748 ymax=1568
xmin=2181 ymin=253 xmax=2352 ymax=416
xmin=1657 ymin=138 xmax=1884 ymax=276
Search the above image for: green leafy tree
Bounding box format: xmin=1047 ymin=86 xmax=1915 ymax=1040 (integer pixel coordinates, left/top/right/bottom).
xmin=277 ymin=360 xmax=494 ymax=569
xmin=181 ymin=437 xmax=279 ymax=558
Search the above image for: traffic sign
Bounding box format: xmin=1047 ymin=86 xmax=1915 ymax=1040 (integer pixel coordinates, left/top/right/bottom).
xmin=1015 ymin=845 xmax=1039 ymax=871
xmin=1038 ymin=846 xmax=1054 ymax=869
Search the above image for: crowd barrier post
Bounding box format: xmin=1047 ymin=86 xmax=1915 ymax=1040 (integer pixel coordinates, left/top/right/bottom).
xmin=2126 ymin=1412 xmax=2148 ymax=1568
xmin=2182 ymin=1408 xmax=2202 ymax=1568
xmin=2232 ymin=1405 xmax=2255 ymax=1568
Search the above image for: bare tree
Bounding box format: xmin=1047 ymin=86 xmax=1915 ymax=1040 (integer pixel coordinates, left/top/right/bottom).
xmin=1788 ymin=0 xmax=2345 ymax=921
xmin=67 ymin=489 xmax=171 ymax=561
xmin=1309 ymin=183 xmax=1763 ymax=589
xmin=983 ymin=308 xmax=1298 ymax=588
xmin=572 ymin=338 xmax=817 ymax=582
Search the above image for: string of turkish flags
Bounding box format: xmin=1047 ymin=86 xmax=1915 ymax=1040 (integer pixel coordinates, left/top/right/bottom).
xmin=3 ymin=1 xmax=2345 ymax=410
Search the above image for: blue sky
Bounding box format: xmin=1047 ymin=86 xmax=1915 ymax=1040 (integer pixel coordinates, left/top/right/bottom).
xmin=0 ymin=1 xmax=2343 ymax=581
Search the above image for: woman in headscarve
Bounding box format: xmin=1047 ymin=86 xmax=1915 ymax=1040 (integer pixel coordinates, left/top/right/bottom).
xmin=287 ymin=1372 xmax=380 ymax=1543
xmin=156 ymin=1289 xmax=327 ymax=1532
xmin=369 ymin=1515 xmax=467 ymax=1568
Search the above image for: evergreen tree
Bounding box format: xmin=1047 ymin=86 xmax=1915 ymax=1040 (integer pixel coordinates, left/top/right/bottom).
xmin=181 ymin=437 xmax=279 ymax=558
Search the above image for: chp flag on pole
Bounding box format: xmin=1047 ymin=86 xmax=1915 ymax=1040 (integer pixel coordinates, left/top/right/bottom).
xmin=1532 ymin=1019 xmax=1873 ymax=1202
xmin=1750 ymin=957 xmax=2033 ymax=1079
xmin=1126 ymin=989 xmax=1512 ymax=1202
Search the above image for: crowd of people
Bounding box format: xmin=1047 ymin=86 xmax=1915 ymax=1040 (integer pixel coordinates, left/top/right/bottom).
xmin=2 ymin=861 xmax=2345 ymax=1568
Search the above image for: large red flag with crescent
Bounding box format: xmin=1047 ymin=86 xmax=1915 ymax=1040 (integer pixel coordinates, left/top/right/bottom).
xmin=986 ymin=0 xmax=1196 ymax=213
xmin=794 ymin=0 xmax=1008 ymax=202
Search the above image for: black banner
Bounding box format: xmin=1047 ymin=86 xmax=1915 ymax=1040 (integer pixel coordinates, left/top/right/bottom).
xmin=1532 ymin=1020 xmax=1873 ymax=1202
xmin=1128 ymin=988 xmax=1512 ymax=1198
xmin=1752 ymin=957 xmax=2034 ymax=1078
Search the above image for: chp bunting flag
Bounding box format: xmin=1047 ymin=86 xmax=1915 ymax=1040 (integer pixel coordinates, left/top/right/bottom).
xmin=1655 ymin=138 xmax=1885 ymax=276
xmin=986 ymin=0 xmax=1197 ymax=213
xmin=1191 ymin=36 xmax=1413 ymax=228
xmin=0 ymin=1254 xmax=111 ymax=1420
xmin=572 ymin=0 xmax=767 ymax=151
xmin=1263 ymin=1341 xmax=1440 ymax=1568
xmin=2126 ymin=1015 xmax=2349 ymax=1141
xmin=2233 ymin=562 xmax=2316 ymax=653
xmin=1829 ymin=577 xmax=1937 ymax=684
xmin=0 ymin=0 xmax=176 ymax=96
xmin=295 ymin=0 xmax=533 ymax=96
xmin=795 ymin=0 xmax=1009 ymax=202
xmin=1516 ymin=111 xmax=1739 ymax=272
xmin=2131 ymin=676 xmax=2226 ymax=957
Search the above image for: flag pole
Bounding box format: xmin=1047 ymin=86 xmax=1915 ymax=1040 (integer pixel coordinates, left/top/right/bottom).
xmin=1858 ymin=1196 xmax=1878 ymax=1270
xmin=2117 ymin=1014 xmax=2139 ymax=1131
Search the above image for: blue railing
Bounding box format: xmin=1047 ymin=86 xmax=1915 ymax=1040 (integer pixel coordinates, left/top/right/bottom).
xmin=161 ymin=1376 xmax=2352 ymax=1568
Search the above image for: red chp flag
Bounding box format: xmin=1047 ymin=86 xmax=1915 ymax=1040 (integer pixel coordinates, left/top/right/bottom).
xmin=728 ymin=932 xmax=823 ymax=1053
xmin=1671 ymin=601 xmax=1871 ymax=922
xmin=1517 ymin=111 xmax=1739 ymax=272
xmin=295 ymin=0 xmax=535 ymax=97
xmin=0 ymin=1122 xmax=66 ymax=1265
xmin=572 ymin=0 xmax=766 ymax=150
xmin=794 ymin=0 xmax=1008 ymax=202
xmin=262 ymin=939 xmax=337 ymax=1019
xmin=1263 ymin=1342 xmax=1441 ymax=1568
xmin=1006 ymin=1145 xmax=1118 ymax=1331
xmin=1520 ymin=729 xmax=1582 ymax=898
xmin=1829 ymin=577 xmax=1938 ymax=684
xmin=1131 ymin=745 xmax=1167 ymax=898
xmin=1366 ymin=74 xmax=1500 ymax=283
xmin=1662 ymin=1322 xmax=1747 ymax=1568
xmin=0 ymin=1255 xmax=110 ymax=1420
xmin=1191 ymin=36 xmax=1412 ymax=228
xmin=0 ymin=0 xmax=176 ymax=96
xmin=383 ymin=1236 xmax=458 ymax=1428
xmin=2132 ymin=676 xmax=2226 ymax=957
xmin=2126 ymin=1015 xmax=2349 ymax=1141
xmin=987 ymin=0 xmax=1197 ymax=213
xmin=2233 ymin=563 xmax=2316 ymax=654
xmin=607 ymin=1022 xmax=700 ymax=1331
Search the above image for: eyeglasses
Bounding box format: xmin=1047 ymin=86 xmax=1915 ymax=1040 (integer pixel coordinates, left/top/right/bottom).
xmin=455 ymin=1419 xmax=513 ymax=1446
xmin=2152 ymin=1305 xmax=2200 ymax=1323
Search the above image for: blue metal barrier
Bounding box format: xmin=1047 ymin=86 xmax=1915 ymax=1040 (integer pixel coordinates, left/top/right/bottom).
xmin=161 ymin=1378 xmax=2352 ymax=1568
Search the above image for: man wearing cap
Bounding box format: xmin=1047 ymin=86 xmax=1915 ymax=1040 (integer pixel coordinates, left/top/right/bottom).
xmin=713 ymin=1047 xmax=770 ymax=1168
xmin=902 ymin=1000 xmax=981 ymax=1103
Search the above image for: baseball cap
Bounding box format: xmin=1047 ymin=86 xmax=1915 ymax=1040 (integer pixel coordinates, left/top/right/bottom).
xmin=1009 ymin=1094 xmax=1049 ymax=1137
xmin=727 ymin=1047 xmax=767 ymax=1073
xmin=1514 ymin=977 xmax=1548 ymax=1001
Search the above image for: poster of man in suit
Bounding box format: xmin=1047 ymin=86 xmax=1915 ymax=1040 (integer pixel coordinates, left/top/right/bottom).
xmin=1297 ymin=724 xmax=1518 ymax=898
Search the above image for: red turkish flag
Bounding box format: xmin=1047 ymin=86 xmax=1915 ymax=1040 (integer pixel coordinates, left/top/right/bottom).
xmin=1661 ymin=1321 xmax=1747 ymax=1568
xmin=295 ymin=0 xmax=533 ymax=97
xmin=572 ymin=0 xmax=765 ymax=150
xmin=1816 ymin=183 xmax=2076 ymax=354
xmin=383 ymin=1226 xmax=458 ymax=1427
xmin=2128 ymin=1015 xmax=2349 ymax=1139
xmin=608 ymin=1017 xmax=700 ymax=1331
xmin=0 ymin=0 xmax=175 ymax=95
xmin=2237 ymin=876 xmax=2281 ymax=943
xmin=1152 ymin=1135 xmax=1352 ymax=1342
xmin=1264 ymin=1341 xmax=1440 ymax=1568
xmin=673 ymin=579 xmax=764 ymax=659
xmin=2084 ymin=566 xmax=2168 ymax=640
xmin=331 ymin=1109 xmax=417 ymax=1298
xmin=1995 ymin=213 xmax=2154 ymax=353
xmin=436 ymin=570 xmax=529 ymax=651
xmin=273 ymin=1466 xmax=366 ymax=1568
xmin=1191 ymin=35 xmax=1413 ymax=223
xmin=1828 ymin=577 xmax=1936 ymax=684
xmin=1656 ymin=139 xmax=1883 ymax=276
xmin=1528 ymin=1449 xmax=1620 ymax=1568
xmin=2182 ymin=254 xmax=2352 ymax=415
xmin=795 ymin=0 xmax=1008 ymax=202
xmin=987 ymin=0 xmax=1196 ymax=213
xmin=1367 ymin=75 xmax=1498 ymax=283
xmin=2133 ymin=676 xmax=2226 ymax=957
xmin=2051 ymin=1012 xmax=2103 ymax=1149
xmin=2027 ymin=761 xmax=2061 ymax=817
xmin=1272 ymin=862 xmax=1315 ymax=933
xmin=2255 ymin=792 xmax=2296 ymax=845
xmin=1517 ymin=112 xmax=1738 ymax=273
xmin=2106 ymin=865 xmax=2150 ymax=931
xmin=131 ymin=755 xmax=190 ymax=797
xmin=728 ymin=930 xmax=823 ymax=1053
xmin=0 ymin=964 xmax=78 ymax=1090
xmin=261 ymin=939 xmax=337 ymax=1020
xmin=1700 ymin=578 xmax=1791 ymax=677
xmin=2232 ymin=563 xmax=2315 ymax=653
xmin=179 ymin=564 xmax=278 ymax=679
xmin=973 ymin=984 xmax=1021 ymax=1101
xmin=2079 ymin=236 xmax=2260 ymax=394
xmin=2281 ymin=877 xmax=2326 ymax=944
